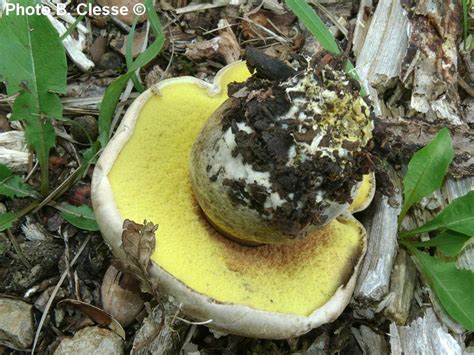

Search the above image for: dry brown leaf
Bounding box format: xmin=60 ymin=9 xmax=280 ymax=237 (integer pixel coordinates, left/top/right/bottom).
xmin=115 ymin=220 xmax=160 ymax=298
xmin=101 ymin=265 xmax=146 ymax=327
xmin=57 ymin=299 xmax=126 ymax=339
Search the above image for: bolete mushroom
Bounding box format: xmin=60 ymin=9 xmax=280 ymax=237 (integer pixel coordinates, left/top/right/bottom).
xmin=92 ymin=59 xmax=375 ymax=339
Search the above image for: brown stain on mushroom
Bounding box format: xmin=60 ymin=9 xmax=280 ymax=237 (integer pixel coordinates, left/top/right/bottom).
xmin=191 ymin=194 xmax=362 ymax=279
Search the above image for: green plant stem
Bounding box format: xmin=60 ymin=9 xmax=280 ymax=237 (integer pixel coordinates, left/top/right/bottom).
xmin=462 ymin=0 xmax=469 ymax=50
xmin=40 ymin=163 xmax=49 ymax=196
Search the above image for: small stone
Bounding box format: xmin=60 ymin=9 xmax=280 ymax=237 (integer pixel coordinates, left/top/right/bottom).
xmin=54 ymin=326 xmax=124 ymax=355
xmin=98 ymin=52 xmax=123 ymax=71
xmin=71 ymin=116 xmax=99 ymax=144
xmin=0 ymin=298 xmax=34 ymax=349
xmin=90 ymin=36 xmax=108 ymax=64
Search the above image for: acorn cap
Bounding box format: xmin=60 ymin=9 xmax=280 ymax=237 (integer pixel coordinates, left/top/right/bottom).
xmin=92 ymin=61 xmax=375 ymax=339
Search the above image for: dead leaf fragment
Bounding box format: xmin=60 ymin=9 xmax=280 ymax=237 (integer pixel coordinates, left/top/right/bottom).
xmin=122 ymin=220 xmax=157 ymax=271
xmin=57 ymin=299 xmax=126 ymax=339
xmin=101 ymin=265 xmax=145 ymax=327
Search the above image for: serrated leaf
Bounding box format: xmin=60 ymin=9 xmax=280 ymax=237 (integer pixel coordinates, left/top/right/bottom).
xmin=399 ymin=128 xmax=454 ymax=223
xmin=412 ymin=248 xmax=474 ymax=331
xmin=55 ymin=203 xmax=99 ymax=231
xmin=0 ymin=0 xmax=67 ymax=194
xmin=401 ymin=191 xmax=474 ymax=237
xmin=0 ymin=213 xmax=18 ymax=232
xmin=411 ymin=230 xmax=471 ymax=257
xmin=0 ymin=163 xmax=36 ymax=198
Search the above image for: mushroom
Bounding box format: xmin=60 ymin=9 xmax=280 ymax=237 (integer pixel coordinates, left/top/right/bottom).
xmin=92 ymin=59 xmax=375 ymax=339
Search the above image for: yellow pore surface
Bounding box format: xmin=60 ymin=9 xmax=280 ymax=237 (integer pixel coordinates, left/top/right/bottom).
xmin=108 ymin=63 xmax=363 ymax=315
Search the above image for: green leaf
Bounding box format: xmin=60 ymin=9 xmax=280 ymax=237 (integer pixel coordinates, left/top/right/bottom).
xmin=0 ymin=164 xmax=37 ymax=198
xmin=410 ymin=230 xmax=471 ymax=257
xmin=0 ymin=0 xmax=67 ymax=195
xmin=98 ymin=0 xmax=164 ymax=147
xmin=401 ymin=191 xmax=474 ymax=237
xmin=55 ymin=203 xmax=99 ymax=231
xmin=412 ymin=248 xmax=474 ymax=331
xmin=399 ymin=128 xmax=454 ymax=223
xmin=285 ymin=0 xmax=341 ymax=55
xmin=0 ymin=213 xmax=18 ymax=232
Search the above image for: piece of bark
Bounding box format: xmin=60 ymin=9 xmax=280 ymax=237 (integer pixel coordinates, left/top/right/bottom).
xmin=373 ymin=117 xmax=473 ymax=177
xmin=352 ymin=0 xmax=373 ymax=58
xmin=355 ymin=0 xmax=409 ymax=116
xmin=443 ymin=177 xmax=474 ymax=202
xmin=356 ymin=1 xmax=472 ymax=177
xmin=305 ymin=333 xmax=330 ymax=354
xmin=131 ymin=300 xmax=189 ymax=355
xmin=245 ymin=47 xmax=296 ymax=81
xmin=353 ymin=169 xmax=401 ymax=307
xmin=383 ymin=249 xmax=416 ymax=325
xmin=352 ymin=325 xmax=389 ymax=355
xmin=0 ymin=131 xmax=29 ymax=172
xmin=399 ymin=0 xmax=461 ymax=124
xmin=389 ymin=308 xmax=463 ymax=355
xmin=456 ymin=239 xmax=474 ymax=272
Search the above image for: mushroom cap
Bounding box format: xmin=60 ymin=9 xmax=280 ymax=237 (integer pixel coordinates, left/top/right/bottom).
xmin=92 ymin=61 xmax=375 ymax=339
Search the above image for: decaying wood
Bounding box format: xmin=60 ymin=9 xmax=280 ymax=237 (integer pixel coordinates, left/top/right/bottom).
xmin=400 ymin=0 xmax=461 ymax=124
xmin=374 ymin=117 xmax=473 ymax=177
xmin=0 ymin=130 xmax=29 ymax=172
xmin=383 ymin=248 xmax=416 ymax=325
xmin=389 ymin=308 xmax=463 ymax=355
xmin=354 ymin=0 xmax=409 ymax=116
xmin=305 ymin=332 xmax=330 ymax=354
xmin=131 ymin=300 xmax=189 ymax=355
xmin=352 ymin=325 xmax=389 ymax=355
xmin=354 ymin=0 xmax=472 ymax=177
xmin=352 ymin=0 xmax=373 ymax=59
xmin=443 ymin=177 xmax=474 ymax=202
xmin=46 ymin=14 xmax=94 ymax=73
xmin=353 ymin=169 xmax=401 ymax=308
xmin=456 ymin=239 xmax=474 ymax=272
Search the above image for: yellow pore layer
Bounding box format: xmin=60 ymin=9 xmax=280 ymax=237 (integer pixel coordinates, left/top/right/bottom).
xmin=108 ymin=62 xmax=364 ymax=315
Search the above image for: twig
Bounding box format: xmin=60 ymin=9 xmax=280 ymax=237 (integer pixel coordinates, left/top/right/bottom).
xmin=309 ymin=0 xmax=349 ymax=38
xmin=237 ymin=16 xmax=289 ymax=44
xmin=6 ymin=229 xmax=32 ymax=269
xmin=458 ymin=76 xmax=474 ymax=97
xmin=31 ymin=235 xmax=92 ymax=354
xmin=110 ymin=16 xmax=131 ymax=33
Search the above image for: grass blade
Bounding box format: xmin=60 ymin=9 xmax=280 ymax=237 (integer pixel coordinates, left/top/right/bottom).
xmin=98 ymin=0 xmax=164 ymax=147
xmin=285 ymin=0 xmax=341 ymax=55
